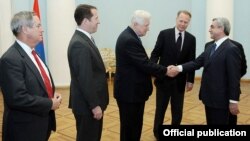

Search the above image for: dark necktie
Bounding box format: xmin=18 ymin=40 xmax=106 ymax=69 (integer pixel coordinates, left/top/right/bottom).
xmin=91 ymin=36 xmax=96 ymax=45
xmin=32 ymin=50 xmax=53 ymax=98
xmin=176 ymin=32 xmax=182 ymax=51
xmin=209 ymin=43 xmax=217 ymax=57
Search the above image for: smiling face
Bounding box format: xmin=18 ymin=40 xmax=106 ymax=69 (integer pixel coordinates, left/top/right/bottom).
xmin=84 ymin=8 xmax=100 ymax=34
xmin=209 ymin=20 xmax=224 ymax=41
xmin=176 ymin=12 xmax=191 ymax=32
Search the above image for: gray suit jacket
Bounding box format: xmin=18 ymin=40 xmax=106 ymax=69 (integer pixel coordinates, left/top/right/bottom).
xmin=0 ymin=42 xmax=55 ymax=141
xmin=67 ymin=30 xmax=109 ymax=115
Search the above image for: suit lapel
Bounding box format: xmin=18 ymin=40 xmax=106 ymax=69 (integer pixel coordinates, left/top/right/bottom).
xmin=205 ymin=40 xmax=227 ymax=67
xmin=75 ymin=30 xmax=106 ymax=69
xmin=14 ymin=43 xmax=50 ymax=94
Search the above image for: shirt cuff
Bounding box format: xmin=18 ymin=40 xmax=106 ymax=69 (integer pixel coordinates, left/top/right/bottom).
xmin=229 ymin=100 xmax=238 ymax=103
xmin=177 ymin=65 xmax=183 ymax=72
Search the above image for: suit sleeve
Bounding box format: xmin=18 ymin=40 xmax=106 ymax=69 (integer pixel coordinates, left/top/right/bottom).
xmin=186 ymin=36 xmax=196 ymax=83
xmin=150 ymin=31 xmax=163 ymax=63
xmin=126 ymin=38 xmax=167 ymax=78
xmin=237 ymin=44 xmax=247 ymax=77
xmin=182 ymin=52 xmax=205 ymax=72
xmin=226 ymin=47 xmax=241 ymax=100
xmin=230 ymin=40 xmax=247 ymax=77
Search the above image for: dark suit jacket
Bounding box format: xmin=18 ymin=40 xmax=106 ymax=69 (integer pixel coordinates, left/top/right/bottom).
xmin=114 ymin=26 xmax=167 ymax=103
xmin=205 ymin=40 xmax=247 ymax=77
xmin=182 ymin=39 xmax=242 ymax=109
xmin=150 ymin=28 xmax=196 ymax=92
xmin=67 ymin=30 xmax=109 ymax=115
xmin=0 ymin=42 xmax=55 ymax=141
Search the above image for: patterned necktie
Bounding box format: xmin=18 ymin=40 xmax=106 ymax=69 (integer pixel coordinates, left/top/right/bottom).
xmin=209 ymin=43 xmax=217 ymax=57
xmin=32 ymin=50 xmax=53 ymax=98
xmin=176 ymin=32 xmax=182 ymax=51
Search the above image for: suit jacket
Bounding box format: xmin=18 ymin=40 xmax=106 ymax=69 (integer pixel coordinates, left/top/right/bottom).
xmin=205 ymin=40 xmax=247 ymax=77
xmin=114 ymin=26 xmax=167 ymax=103
xmin=0 ymin=42 xmax=55 ymax=141
xmin=182 ymin=39 xmax=242 ymax=109
xmin=150 ymin=28 xmax=196 ymax=92
xmin=67 ymin=30 xmax=109 ymax=115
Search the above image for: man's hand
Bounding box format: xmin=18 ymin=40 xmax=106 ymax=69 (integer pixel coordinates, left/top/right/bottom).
xmin=186 ymin=82 xmax=193 ymax=92
xmin=166 ymin=65 xmax=180 ymax=77
xmin=92 ymin=106 xmax=103 ymax=120
xmin=229 ymin=103 xmax=240 ymax=115
xmin=51 ymin=92 xmax=62 ymax=110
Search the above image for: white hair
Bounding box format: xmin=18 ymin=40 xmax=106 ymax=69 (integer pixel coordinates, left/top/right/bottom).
xmin=131 ymin=10 xmax=151 ymax=25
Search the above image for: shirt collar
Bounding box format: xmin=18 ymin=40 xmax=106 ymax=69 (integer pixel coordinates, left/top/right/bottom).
xmin=215 ymin=36 xmax=228 ymax=47
xmin=175 ymin=27 xmax=184 ymax=37
xmin=76 ymin=27 xmax=92 ymax=40
xmin=16 ymin=39 xmax=33 ymax=55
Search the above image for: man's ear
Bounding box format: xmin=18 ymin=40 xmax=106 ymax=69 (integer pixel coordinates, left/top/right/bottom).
xmin=22 ymin=26 xmax=29 ymax=34
xmin=82 ymin=18 xmax=89 ymax=24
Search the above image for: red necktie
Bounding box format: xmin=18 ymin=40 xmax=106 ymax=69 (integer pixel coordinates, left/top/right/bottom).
xmin=32 ymin=50 xmax=53 ymax=98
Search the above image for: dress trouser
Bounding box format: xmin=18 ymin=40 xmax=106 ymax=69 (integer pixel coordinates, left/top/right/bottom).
xmin=117 ymin=100 xmax=145 ymax=141
xmin=153 ymin=83 xmax=184 ymax=139
xmin=205 ymin=105 xmax=229 ymax=125
xmin=74 ymin=113 xmax=103 ymax=141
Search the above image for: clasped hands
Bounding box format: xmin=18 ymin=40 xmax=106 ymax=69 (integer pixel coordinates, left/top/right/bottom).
xmin=165 ymin=65 xmax=180 ymax=77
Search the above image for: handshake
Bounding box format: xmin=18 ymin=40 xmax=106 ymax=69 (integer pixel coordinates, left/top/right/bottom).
xmin=165 ymin=65 xmax=180 ymax=77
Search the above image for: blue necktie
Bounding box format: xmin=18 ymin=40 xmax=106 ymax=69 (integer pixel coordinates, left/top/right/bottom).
xmin=209 ymin=43 xmax=216 ymax=57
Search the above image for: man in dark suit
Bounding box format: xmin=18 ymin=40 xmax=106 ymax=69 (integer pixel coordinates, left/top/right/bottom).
xmin=0 ymin=11 xmax=62 ymax=141
xmin=114 ymin=10 xmax=171 ymax=141
xmin=67 ymin=4 xmax=109 ymax=141
xmin=169 ymin=17 xmax=242 ymax=124
xmin=205 ymin=39 xmax=247 ymax=125
xmin=150 ymin=10 xmax=196 ymax=138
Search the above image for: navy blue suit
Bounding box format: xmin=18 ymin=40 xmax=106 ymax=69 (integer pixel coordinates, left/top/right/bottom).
xmin=182 ymin=38 xmax=242 ymax=124
xmin=205 ymin=39 xmax=247 ymax=124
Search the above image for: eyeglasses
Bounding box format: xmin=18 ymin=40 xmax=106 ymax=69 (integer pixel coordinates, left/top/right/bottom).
xmin=33 ymin=23 xmax=42 ymax=29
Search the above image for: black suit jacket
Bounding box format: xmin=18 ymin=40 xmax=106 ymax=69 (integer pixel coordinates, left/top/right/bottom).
xmin=182 ymin=39 xmax=242 ymax=109
xmin=0 ymin=42 xmax=55 ymax=141
xmin=114 ymin=26 xmax=167 ymax=103
xmin=68 ymin=30 xmax=109 ymax=115
xmin=150 ymin=28 xmax=196 ymax=92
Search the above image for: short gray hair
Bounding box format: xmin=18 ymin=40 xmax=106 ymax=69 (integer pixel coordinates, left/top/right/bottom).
xmin=11 ymin=11 xmax=35 ymax=37
xmin=212 ymin=17 xmax=231 ymax=36
xmin=131 ymin=10 xmax=151 ymax=25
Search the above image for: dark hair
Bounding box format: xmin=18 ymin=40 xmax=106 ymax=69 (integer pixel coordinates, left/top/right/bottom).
xmin=74 ymin=4 xmax=97 ymax=26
